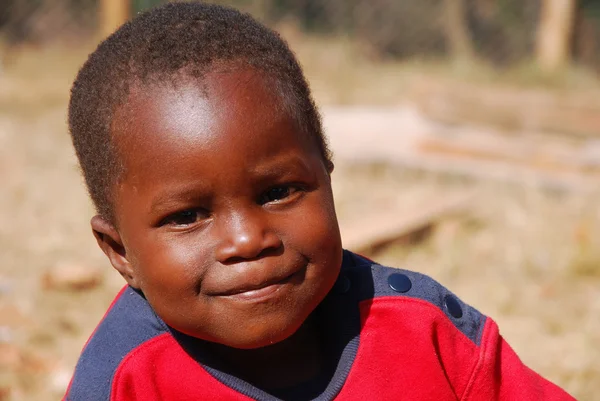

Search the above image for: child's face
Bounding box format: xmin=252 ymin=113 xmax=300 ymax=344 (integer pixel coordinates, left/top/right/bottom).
xmin=101 ymin=69 xmax=343 ymax=348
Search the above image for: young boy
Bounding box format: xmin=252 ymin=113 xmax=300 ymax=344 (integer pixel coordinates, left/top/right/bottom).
xmin=64 ymin=2 xmax=575 ymax=400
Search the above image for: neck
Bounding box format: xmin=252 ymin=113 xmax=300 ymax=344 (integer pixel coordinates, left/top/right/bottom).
xmin=209 ymin=313 xmax=324 ymax=390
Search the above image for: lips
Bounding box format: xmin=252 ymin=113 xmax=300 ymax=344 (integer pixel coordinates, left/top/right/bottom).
xmin=215 ymin=271 xmax=296 ymax=297
xmin=203 ymin=259 xmax=307 ymax=301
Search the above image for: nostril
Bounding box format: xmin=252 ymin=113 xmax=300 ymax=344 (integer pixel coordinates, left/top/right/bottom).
xmin=256 ymin=245 xmax=283 ymax=259
xmin=223 ymin=256 xmax=245 ymax=265
xmin=221 ymin=244 xmax=284 ymax=265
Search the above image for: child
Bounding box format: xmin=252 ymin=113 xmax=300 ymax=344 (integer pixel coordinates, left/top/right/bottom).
xmin=64 ymin=2 xmax=575 ymax=400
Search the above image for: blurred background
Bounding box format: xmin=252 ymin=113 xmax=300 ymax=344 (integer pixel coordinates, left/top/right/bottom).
xmin=1 ymin=0 xmax=599 ymax=400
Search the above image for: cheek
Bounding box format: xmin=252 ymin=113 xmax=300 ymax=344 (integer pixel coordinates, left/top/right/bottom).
xmin=287 ymin=190 xmax=342 ymax=306
xmin=131 ymin=233 xmax=210 ymax=292
xmin=283 ymin=189 xmax=341 ymax=261
xmin=312 ymin=187 xmax=340 ymax=240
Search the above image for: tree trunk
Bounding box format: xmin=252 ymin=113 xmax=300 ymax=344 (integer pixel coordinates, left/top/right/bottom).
xmin=100 ymin=0 xmax=130 ymax=39
xmin=443 ymin=0 xmax=475 ymax=61
xmin=536 ymin=0 xmax=577 ymax=73
xmin=572 ymin=10 xmax=598 ymax=68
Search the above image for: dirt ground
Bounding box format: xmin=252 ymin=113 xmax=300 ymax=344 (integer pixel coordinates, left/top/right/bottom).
xmin=1 ymin=42 xmax=599 ymax=401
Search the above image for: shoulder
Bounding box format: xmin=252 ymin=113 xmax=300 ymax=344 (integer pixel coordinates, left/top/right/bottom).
xmin=65 ymin=286 xmax=170 ymax=401
xmin=341 ymin=250 xmax=486 ymax=346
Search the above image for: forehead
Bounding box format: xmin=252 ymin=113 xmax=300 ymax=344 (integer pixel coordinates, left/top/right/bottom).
xmin=116 ymin=69 xmax=288 ymax=139
xmin=110 ymin=69 xmax=318 ymax=183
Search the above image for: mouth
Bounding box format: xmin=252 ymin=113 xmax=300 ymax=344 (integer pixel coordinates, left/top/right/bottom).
xmin=213 ymin=266 xmax=305 ymax=302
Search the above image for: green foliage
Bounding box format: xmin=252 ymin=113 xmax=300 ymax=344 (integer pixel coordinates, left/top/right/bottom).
xmin=133 ymin=0 xmax=164 ymax=13
xmin=581 ymin=0 xmax=600 ymax=19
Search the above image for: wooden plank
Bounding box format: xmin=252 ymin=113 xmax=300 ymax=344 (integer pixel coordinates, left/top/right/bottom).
xmin=410 ymin=79 xmax=600 ymax=138
xmin=323 ymin=106 xmax=600 ymax=193
xmin=340 ymin=191 xmax=475 ymax=254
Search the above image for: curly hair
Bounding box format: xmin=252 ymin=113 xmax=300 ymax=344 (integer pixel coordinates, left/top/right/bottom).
xmin=68 ymin=1 xmax=332 ymax=223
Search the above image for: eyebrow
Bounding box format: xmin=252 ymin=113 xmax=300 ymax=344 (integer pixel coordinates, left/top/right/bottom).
xmin=248 ymin=154 xmax=314 ymax=178
xmin=149 ymin=185 xmax=210 ymax=216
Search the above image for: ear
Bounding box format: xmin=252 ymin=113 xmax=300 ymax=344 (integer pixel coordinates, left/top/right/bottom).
xmin=325 ymin=160 xmax=334 ymax=175
xmin=327 ymin=161 xmax=335 ymax=174
xmin=91 ymin=215 xmax=140 ymax=289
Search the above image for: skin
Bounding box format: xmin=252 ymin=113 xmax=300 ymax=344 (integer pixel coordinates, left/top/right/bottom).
xmin=91 ymin=68 xmax=343 ymax=388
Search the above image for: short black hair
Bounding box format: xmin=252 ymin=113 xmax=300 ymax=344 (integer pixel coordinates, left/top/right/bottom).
xmin=68 ymin=1 xmax=332 ymax=223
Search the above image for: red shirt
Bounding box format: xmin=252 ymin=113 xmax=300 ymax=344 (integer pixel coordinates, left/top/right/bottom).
xmin=65 ymin=251 xmax=575 ymax=400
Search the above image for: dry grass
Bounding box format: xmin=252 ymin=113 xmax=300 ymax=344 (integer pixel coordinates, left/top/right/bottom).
xmin=0 ymin=37 xmax=598 ymax=400
xmin=333 ymin=165 xmax=600 ymax=400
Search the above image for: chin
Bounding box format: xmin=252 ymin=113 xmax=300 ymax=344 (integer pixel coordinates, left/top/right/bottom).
xmin=228 ymin=316 xmax=307 ymax=350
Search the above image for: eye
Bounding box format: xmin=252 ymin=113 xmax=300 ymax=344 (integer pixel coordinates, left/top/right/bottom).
xmin=259 ymin=185 xmax=297 ymax=205
xmin=160 ymin=209 xmax=206 ymax=227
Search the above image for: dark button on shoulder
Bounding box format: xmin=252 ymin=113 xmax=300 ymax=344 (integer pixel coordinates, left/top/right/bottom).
xmin=444 ymin=295 xmax=463 ymax=318
xmin=388 ymin=273 xmax=412 ymax=293
xmin=334 ymin=275 xmax=351 ymax=294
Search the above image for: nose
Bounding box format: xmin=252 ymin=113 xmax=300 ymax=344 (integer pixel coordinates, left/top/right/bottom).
xmin=215 ymin=209 xmax=282 ymax=263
